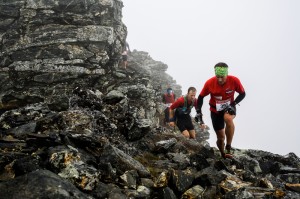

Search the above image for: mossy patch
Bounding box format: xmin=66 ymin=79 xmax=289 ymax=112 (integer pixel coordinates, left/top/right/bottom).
xmin=134 ymin=152 xmax=164 ymax=177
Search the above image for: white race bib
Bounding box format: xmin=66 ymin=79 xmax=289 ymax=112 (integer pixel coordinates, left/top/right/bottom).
xmin=216 ymin=100 xmax=230 ymax=111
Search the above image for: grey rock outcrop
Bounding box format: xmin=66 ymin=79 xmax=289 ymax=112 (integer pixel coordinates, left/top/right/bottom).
xmin=0 ymin=0 xmax=126 ymax=112
xmin=0 ymin=1 xmax=300 ymax=199
xmin=0 ymin=169 xmax=93 ymax=199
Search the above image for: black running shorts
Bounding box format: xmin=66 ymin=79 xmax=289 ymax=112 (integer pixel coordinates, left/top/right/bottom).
xmin=210 ymin=109 xmax=237 ymax=131
xmin=176 ymin=115 xmax=194 ymax=132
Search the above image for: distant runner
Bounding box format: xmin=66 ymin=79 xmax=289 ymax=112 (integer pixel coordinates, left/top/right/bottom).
xmin=121 ymin=50 xmax=128 ymax=69
xmin=162 ymin=88 xmax=176 ymax=124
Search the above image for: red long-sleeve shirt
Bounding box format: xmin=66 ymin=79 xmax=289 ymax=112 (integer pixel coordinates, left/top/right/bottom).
xmin=200 ymin=75 xmax=245 ymax=113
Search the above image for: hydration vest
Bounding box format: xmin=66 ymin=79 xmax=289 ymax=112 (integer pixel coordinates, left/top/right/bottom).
xmin=175 ymin=96 xmax=194 ymax=116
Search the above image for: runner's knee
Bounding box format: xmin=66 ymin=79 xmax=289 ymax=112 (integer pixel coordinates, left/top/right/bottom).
xmin=224 ymin=114 xmax=235 ymax=123
xmin=182 ymin=130 xmax=190 ymax=138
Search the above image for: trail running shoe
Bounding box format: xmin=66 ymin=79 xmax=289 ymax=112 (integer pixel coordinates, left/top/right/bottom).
xmin=223 ymin=148 xmax=234 ymax=159
xmin=223 ymin=153 xmax=233 ymax=159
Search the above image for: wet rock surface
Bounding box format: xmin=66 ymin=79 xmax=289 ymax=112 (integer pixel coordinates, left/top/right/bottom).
xmin=1 ymin=1 xmax=300 ymax=198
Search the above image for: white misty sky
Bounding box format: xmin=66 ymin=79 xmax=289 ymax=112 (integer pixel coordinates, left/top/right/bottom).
xmin=121 ymin=0 xmax=300 ymax=157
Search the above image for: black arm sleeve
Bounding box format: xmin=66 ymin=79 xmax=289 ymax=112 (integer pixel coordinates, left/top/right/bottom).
xmin=234 ymin=92 xmax=246 ymax=105
xmin=196 ymin=95 xmax=204 ymax=114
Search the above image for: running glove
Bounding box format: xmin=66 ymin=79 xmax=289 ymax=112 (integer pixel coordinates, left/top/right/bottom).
xmin=195 ymin=113 xmax=204 ymax=125
xmin=224 ymin=105 xmax=236 ymax=115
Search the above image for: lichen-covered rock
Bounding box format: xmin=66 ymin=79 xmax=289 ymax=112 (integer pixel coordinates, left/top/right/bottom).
xmin=0 ymin=1 xmax=299 ymax=199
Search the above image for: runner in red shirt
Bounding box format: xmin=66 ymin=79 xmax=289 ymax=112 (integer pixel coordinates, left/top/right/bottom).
xmin=162 ymin=88 xmax=176 ymax=125
xmin=169 ymin=87 xmax=197 ymax=139
xmin=195 ymin=62 xmax=246 ymax=159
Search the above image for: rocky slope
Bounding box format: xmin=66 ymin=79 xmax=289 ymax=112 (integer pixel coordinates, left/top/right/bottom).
xmin=0 ymin=1 xmax=299 ymax=198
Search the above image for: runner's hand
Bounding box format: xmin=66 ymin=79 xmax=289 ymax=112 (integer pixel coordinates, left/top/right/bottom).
xmin=169 ymin=122 xmax=175 ymax=127
xmin=224 ymin=105 xmax=236 ymax=115
xmin=195 ymin=113 xmax=204 ymax=125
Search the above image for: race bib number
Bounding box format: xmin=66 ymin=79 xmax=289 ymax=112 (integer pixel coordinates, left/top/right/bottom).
xmin=216 ymin=100 xmax=230 ymax=111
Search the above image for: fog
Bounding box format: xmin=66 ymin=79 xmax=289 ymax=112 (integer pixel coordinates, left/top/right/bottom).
xmin=122 ymin=0 xmax=300 ymax=156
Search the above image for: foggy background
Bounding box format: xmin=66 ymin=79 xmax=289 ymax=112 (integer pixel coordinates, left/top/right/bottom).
xmin=121 ymin=0 xmax=300 ymax=156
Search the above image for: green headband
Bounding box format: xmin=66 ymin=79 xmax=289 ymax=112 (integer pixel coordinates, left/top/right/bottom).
xmin=215 ymin=66 xmax=228 ymax=77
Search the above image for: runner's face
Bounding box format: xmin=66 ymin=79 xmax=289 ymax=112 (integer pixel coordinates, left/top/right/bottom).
xmin=167 ymin=90 xmax=173 ymax=95
xmin=216 ymin=76 xmax=227 ymax=85
xmin=187 ymin=91 xmax=196 ymax=101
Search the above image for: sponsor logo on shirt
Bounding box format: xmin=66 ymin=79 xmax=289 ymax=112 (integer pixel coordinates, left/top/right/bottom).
xmin=225 ymin=89 xmax=234 ymax=94
xmin=214 ymin=96 xmax=222 ymax=100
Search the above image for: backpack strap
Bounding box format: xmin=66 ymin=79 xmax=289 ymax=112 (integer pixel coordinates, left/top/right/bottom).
xmin=184 ymin=95 xmax=194 ymax=110
xmin=190 ymin=98 xmax=194 ymax=109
